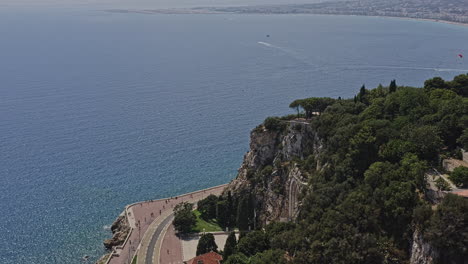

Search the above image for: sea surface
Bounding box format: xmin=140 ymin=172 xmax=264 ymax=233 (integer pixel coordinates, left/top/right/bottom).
xmin=0 ymin=5 xmax=467 ymax=264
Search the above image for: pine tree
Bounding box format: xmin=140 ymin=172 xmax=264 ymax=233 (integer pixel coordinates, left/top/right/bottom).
xmin=227 ymin=191 xmax=234 ymax=227
xmin=223 ymin=232 xmax=237 ymax=260
xmin=389 ymin=79 xmax=397 ymax=93
xmin=358 ymin=84 xmax=367 ymax=103
xmin=196 ymin=233 xmax=218 ymax=256
xmin=236 ymin=193 xmax=254 ymax=232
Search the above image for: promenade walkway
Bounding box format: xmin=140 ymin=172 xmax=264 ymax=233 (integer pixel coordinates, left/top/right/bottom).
xmin=106 ymin=184 xmax=227 ymax=264
xmin=138 ymin=185 xmax=225 ymax=264
xmin=159 ymin=222 xmax=183 ymax=264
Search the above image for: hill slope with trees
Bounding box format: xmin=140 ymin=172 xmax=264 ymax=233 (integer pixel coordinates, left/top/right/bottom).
xmin=206 ymin=74 xmax=468 ymax=264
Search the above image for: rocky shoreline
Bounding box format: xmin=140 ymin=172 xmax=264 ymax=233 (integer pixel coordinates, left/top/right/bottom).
xmin=103 ymin=213 xmax=130 ymax=250
xmin=96 ymin=212 xmax=130 ymax=264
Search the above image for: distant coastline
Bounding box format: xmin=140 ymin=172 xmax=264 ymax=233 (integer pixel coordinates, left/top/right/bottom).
xmin=105 ymin=8 xmax=468 ymax=28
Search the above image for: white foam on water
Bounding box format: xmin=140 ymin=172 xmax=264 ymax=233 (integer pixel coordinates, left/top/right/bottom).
xmin=257 ymin=41 xmax=274 ymax=47
xmin=257 ymin=41 xmax=317 ymax=66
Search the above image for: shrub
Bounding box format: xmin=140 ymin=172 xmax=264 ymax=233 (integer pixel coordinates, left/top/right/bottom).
xmin=450 ymin=167 xmax=468 ymax=188
xmin=263 ymin=117 xmax=286 ymax=131
xmin=224 ymin=253 xmax=249 ymax=264
xmin=435 ymin=177 xmax=451 ymax=191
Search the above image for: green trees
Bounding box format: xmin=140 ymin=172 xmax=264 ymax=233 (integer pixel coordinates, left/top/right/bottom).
xmin=450 ymin=166 xmax=468 ymax=188
xmin=458 ymin=129 xmax=468 ymax=150
xmin=289 ymin=100 xmax=302 ymax=117
xmin=389 ymin=79 xmax=397 ymax=93
xmin=173 ymin=202 xmax=196 ymax=234
xmin=214 ymin=192 xmax=236 ymax=228
xmin=237 ymin=231 xmax=270 ymax=257
xmin=263 ymin=117 xmax=285 ymax=131
xmin=228 ymin=74 xmax=468 ymax=263
xmin=425 ymin=194 xmax=468 ymax=263
xmin=195 ymin=193 xmax=236 ymax=228
xmin=250 ymin=249 xmax=287 ymax=264
xmin=196 ymin=233 xmax=218 ymax=255
xmin=198 ymin=194 xmax=218 ymax=220
xmin=357 ymin=84 xmax=368 ymax=103
xmin=224 ymin=253 xmax=249 ymax=264
xmin=424 ymin=74 xmax=468 ymax=96
xmin=405 ymin=125 xmax=443 ymax=161
xmin=288 ymin=97 xmax=336 ymax=118
xmin=424 ymin=77 xmax=448 ymax=92
xmin=449 ymin=73 xmax=468 ymax=96
xmin=435 ymin=177 xmax=451 ymax=191
xmin=223 ymin=232 xmax=237 ymax=260
xmin=236 ymin=193 xmax=254 ymax=232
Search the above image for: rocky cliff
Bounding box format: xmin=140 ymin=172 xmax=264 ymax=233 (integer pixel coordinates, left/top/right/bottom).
xmin=410 ymin=228 xmax=439 ymax=264
xmin=226 ymin=118 xmax=450 ymax=264
xmin=225 ymin=120 xmax=323 ymax=225
xmin=103 ymin=212 xmax=130 ymax=250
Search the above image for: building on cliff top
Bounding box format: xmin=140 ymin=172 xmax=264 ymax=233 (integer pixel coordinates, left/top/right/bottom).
xmin=184 ymin=251 xmax=222 ymax=264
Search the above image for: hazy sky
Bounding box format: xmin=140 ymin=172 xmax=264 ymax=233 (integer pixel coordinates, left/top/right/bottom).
xmin=0 ymin=0 xmax=330 ymax=9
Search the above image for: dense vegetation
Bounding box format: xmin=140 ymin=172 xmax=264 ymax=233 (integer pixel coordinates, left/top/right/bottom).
xmin=450 ymin=166 xmax=468 ymax=188
xmin=196 ymin=233 xmax=219 ymax=256
xmin=222 ymin=74 xmax=468 ymax=264
xmin=173 ymin=202 xmax=197 ymax=234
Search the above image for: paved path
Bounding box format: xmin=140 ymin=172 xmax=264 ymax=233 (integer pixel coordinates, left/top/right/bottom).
xmin=159 ymin=223 xmax=183 ymax=264
xmin=107 ymin=184 xmax=227 ymax=264
xmin=135 ymin=185 xmax=226 ymax=264
xmin=145 ymin=214 xmax=174 ymax=264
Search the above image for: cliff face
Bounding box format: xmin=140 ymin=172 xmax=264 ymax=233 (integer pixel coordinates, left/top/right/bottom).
xmin=225 ymin=121 xmax=323 ymax=225
xmin=227 ymin=119 xmax=449 ymax=263
xmin=410 ymin=228 xmax=439 ymax=264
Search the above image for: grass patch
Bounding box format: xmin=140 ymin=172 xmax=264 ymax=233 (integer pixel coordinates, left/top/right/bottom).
xmin=191 ymin=210 xmax=223 ymax=233
xmin=131 ymin=255 xmax=137 ymax=264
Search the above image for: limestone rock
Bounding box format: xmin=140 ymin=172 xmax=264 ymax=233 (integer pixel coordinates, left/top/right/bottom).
xmin=225 ymin=121 xmax=322 ymax=225
xmin=410 ymin=229 xmax=438 ymax=264
xmin=103 ymin=214 xmax=130 ymax=250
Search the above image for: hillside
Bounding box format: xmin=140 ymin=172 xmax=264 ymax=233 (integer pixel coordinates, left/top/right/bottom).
xmin=199 ymin=74 xmax=468 ymax=264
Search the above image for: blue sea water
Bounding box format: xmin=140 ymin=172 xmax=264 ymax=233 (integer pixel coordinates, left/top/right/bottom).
xmin=0 ymin=6 xmax=467 ymax=264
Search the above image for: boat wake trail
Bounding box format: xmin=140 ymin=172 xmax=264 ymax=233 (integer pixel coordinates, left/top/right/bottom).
xmin=258 ymin=41 xmax=289 ymax=52
xmin=257 ymin=41 xmax=317 ymax=67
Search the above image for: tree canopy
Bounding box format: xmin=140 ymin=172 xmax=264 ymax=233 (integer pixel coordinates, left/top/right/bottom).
xmin=289 ymin=97 xmax=336 ymax=118
xmin=450 ymin=166 xmax=468 ymax=188
xmin=196 ymin=233 xmax=218 ymax=256
xmin=223 ymin=231 xmax=238 ymax=260
xmin=172 ymin=202 xmax=196 ymax=234
xmin=224 ymin=74 xmax=468 ymax=264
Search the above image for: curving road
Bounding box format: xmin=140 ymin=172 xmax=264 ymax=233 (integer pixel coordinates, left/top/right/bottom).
xmin=136 ymin=185 xmax=226 ymax=264
xmin=145 ymin=214 xmax=174 ymax=264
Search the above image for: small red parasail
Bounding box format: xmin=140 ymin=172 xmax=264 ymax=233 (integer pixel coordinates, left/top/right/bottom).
xmin=459 ymin=54 xmax=464 ymax=58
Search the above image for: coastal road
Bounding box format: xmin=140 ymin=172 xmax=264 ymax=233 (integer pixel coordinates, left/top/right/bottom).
xmin=145 ymin=214 xmax=174 ymax=264
xmin=106 ymin=185 xmax=227 ymax=264
xmin=134 ymin=185 xmax=226 ymax=264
